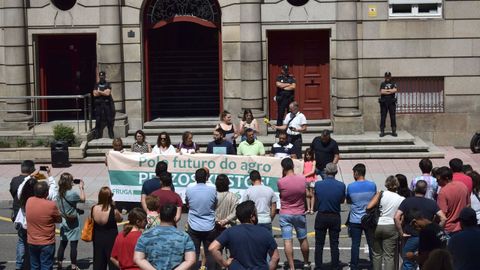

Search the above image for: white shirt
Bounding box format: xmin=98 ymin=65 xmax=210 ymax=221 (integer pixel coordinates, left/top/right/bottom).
xmin=152 ymin=145 xmax=177 ymax=155
xmin=471 ymin=192 xmax=480 ymax=225
xmin=283 ymin=112 xmax=307 ymax=136
xmin=378 ymin=190 xmax=405 ymax=225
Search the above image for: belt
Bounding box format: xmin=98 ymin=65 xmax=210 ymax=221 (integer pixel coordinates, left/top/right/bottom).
xmin=318 ymin=211 xmax=340 ymax=215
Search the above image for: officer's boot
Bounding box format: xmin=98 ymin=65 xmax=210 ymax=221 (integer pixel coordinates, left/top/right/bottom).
xmin=392 ymin=127 xmax=398 ymax=137
xmin=380 ymin=129 xmax=385 ymax=137
xmin=108 ymin=127 xmax=115 ymax=139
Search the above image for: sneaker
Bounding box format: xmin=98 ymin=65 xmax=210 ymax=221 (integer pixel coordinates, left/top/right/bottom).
xmin=304 ymin=262 xmax=312 ymax=270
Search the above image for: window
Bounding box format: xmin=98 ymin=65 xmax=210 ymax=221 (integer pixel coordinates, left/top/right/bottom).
xmin=51 ymin=0 xmax=77 ymax=11
xmin=389 ymin=0 xmax=442 ymax=18
xmin=395 ymin=77 xmax=444 ymax=114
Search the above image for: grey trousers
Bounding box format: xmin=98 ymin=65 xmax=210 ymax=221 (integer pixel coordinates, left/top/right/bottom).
xmin=372 ymin=224 xmax=398 ymax=270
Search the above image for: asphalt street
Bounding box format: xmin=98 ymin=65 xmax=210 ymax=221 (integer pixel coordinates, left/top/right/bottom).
xmin=0 ymin=205 xmax=377 ymax=270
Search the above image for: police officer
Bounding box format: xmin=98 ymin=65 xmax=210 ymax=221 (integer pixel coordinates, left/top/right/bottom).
xmin=275 ymin=65 xmax=296 ymax=127
xmin=379 ymin=71 xmax=398 ymax=137
xmin=93 ymin=71 xmax=115 ymax=139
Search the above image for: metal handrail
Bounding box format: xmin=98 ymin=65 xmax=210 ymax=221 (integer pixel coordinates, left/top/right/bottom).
xmin=0 ymin=94 xmax=92 ymax=135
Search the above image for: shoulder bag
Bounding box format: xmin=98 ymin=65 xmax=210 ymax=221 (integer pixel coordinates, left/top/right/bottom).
xmin=361 ymin=191 xmax=383 ymax=230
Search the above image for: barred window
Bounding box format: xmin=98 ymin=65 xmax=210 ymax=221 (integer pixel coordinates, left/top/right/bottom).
xmin=395 ymin=77 xmax=444 ymax=114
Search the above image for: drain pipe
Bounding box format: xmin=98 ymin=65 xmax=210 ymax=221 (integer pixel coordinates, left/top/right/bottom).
xmin=118 ymin=0 xmax=126 ymax=114
xmin=23 ymin=0 xmax=32 ymax=107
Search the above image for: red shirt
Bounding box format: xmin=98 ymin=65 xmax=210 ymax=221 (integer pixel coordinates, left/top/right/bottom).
xmin=111 ymin=230 xmax=142 ymax=270
xmin=437 ymin=181 xmax=470 ymax=233
xmin=277 ymin=174 xmax=306 ymax=215
xmin=151 ymin=189 xmax=183 ymax=211
xmin=452 ymin=172 xmax=473 ymax=193
xmin=26 ymin=197 xmax=61 ymax=245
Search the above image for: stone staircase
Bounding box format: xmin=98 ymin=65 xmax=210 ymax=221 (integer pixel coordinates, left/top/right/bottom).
xmin=84 ymin=118 xmax=444 ymax=161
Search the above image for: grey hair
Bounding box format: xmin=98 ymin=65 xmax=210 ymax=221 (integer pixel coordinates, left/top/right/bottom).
xmin=325 ymin=162 xmax=338 ymax=176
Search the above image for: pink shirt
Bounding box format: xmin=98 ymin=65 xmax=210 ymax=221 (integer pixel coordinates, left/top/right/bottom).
xmin=452 ymin=172 xmax=473 ymax=193
xmin=303 ymin=161 xmax=317 ymax=182
xmin=437 ymin=181 xmax=470 ymax=233
xmin=277 ymin=174 xmax=306 ymax=215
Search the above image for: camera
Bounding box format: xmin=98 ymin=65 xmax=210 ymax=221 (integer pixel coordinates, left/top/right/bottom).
xmin=73 ymin=179 xmax=81 ymax=184
xmin=39 ymin=166 xmax=48 ymax=171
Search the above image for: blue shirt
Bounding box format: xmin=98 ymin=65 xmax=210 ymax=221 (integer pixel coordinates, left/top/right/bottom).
xmin=346 ymin=180 xmax=377 ymax=224
xmin=217 ymin=224 xmax=277 ymax=270
xmin=141 ymin=177 xmax=174 ymax=195
xmin=448 ymin=227 xmax=480 ymax=270
xmin=135 ymin=226 xmax=195 ymax=270
xmin=314 ymin=177 xmax=346 ymax=213
xmin=185 ymin=183 xmax=217 ymax=231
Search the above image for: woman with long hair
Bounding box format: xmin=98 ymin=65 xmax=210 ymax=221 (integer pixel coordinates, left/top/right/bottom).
xmin=215 ymin=110 xmax=238 ymax=147
xmin=239 ymin=109 xmax=259 ymax=141
xmin=176 ymin=131 xmax=199 ymax=154
xmin=367 ymin=175 xmax=405 ymax=270
xmin=131 ymin=130 xmax=151 ymax=154
xmin=111 ymin=208 xmax=147 ymax=270
xmin=214 ymin=174 xmax=239 ymax=234
xmin=467 ymin=170 xmax=480 ymax=226
xmin=92 ymin=187 xmax=123 ymax=270
xmin=152 ymin=132 xmax=177 ymax=155
xmin=56 ymin=173 xmax=86 ymax=270
xmin=396 ymin=174 xmax=414 ymax=198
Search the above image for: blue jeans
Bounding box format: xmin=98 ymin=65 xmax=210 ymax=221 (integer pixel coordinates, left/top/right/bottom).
xmin=16 ymin=227 xmax=27 ymax=270
xmin=29 ymin=243 xmax=55 ymax=270
xmin=401 ymin=236 xmax=419 ymax=270
xmin=257 ymin=223 xmax=273 ymax=234
xmin=315 ymin=169 xmax=327 ymax=180
xmin=349 ymin=223 xmax=373 ymax=270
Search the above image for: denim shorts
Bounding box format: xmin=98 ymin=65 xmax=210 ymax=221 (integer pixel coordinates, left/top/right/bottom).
xmin=279 ymin=214 xmax=307 ymax=240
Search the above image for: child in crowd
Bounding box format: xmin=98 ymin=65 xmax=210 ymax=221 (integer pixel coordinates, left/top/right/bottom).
xmin=110 ymin=207 xmax=146 ymax=270
xmin=144 ymin=195 xmax=160 ymax=231
xmin=304 ymin=148 xmax=317 ymax=214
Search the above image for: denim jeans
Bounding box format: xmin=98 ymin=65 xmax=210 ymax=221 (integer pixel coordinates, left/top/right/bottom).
xmin=29 ymin=243 xmax=55 ymax=270
xmin=349 ymin=223 xmax=373 ymax=270
xmin=188 ymin=227 xmax=218 ymax=270
xmin=401 ymin=236 xmax=419 ymax=270
xmin=315 ymin=213 xmax=341 ymax=270
xmin=16 ymin=227 xmax=27 ymax=270
xmin=315 ymin=169 xmax=327 ymax=180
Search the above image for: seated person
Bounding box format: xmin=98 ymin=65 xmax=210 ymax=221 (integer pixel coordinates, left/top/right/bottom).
xmin=270 ymin=131 xmax=296 ymax=159
xmin=206 ymin=128 xmax=235 ymax=155
xmin=176 ymin=131 xmax=199 ymax=154
xmin=237 ymin=129 xmax=265 ymax=156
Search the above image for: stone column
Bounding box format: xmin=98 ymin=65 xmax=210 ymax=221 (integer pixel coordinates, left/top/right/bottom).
xmin=240 ymin=0 xmax=263 ymax=113
xmin=0 ymin=3 xmax=5 ymax=122
xmin=98 ymin=0 xmax=127 ymax=136
xmin=333 ymin=1 xmax=363 ymax=134
xmin=3 ymin=1 xmax=31 ymax=125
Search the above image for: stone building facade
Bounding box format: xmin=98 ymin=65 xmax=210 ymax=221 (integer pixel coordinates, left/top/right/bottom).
xmin=0 ymin=0 xmax=479 ymax=146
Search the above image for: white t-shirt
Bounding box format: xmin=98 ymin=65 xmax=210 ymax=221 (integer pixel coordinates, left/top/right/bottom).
xmin=283 ymin=112 xmax=307 ymax=136
xmin=152 ymin=145 xmax=177 ymax=155
xmin=242 ymin=184 xmax=278 ymax=224
xmin=378 ymin=190 xmax=405 ymax=225
xmin=470 ymin=192 xmax=480 ymax=225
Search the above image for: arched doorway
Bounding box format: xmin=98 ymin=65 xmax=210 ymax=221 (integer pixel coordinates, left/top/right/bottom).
xmin=143 ymin=0 xmax=222 ymax=120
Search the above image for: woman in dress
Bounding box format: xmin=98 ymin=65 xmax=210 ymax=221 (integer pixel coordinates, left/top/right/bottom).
xmin=56 ymin=173 xmax=86 ymax=270
xmin=131 ymin=130 xmax=151 ymax=154
xmin=176 ymin=131 xmax=199 ymax=154
xmin=239 ymin=109 xmax=259 ymax=141
xmin=215 ymin=110 xmax=238 ymax=147
xmin=152 ymin=132 xmax=177 ymax=155
xmin=92 ymin=187 xmax=123 ymax=270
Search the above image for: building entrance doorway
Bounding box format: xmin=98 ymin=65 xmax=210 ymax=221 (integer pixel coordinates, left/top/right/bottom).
xmin=144 ymin=0 xmax=222 ymax=120
xmin=37 ymin=34 xmax=96 ymax=121
xmin=268 ymin=30 xmax=331 ymax=120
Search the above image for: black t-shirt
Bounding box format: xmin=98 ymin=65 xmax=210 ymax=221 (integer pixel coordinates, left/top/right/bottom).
xmin=418 ymin=222 xmax=448 ymax=254
xmin=310 ymin=138 xmax=339 ymax=171
xmin=380 ymin=81 xmax=397 ymax=99
xmin=94 ymin=81 xmax=112 ymax=102
xmin=10 ymin=175 xmax=26 ymax=214
xmin=398 ymin=196 xmax=439 ymax=236
xmin=276 ymin=74 xmax=296 ymax=96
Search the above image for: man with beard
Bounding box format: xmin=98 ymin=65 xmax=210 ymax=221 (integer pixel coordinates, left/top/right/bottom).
xmin=237 ymin=128 xmax=265 ymax=156
xmin=209 ymin=200 xmax=280 ymax=270
xmin=93 ymin=71 xmax=115 ymax=139
xmin=206 ymin=128 xmax=236 ymax=155
xmin=270 ymin=130 xmax=297 ymax=159
xmin=310 ymin=130 xmax=340 ymax=180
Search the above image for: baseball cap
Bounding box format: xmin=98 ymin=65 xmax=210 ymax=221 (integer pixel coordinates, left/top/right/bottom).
xmin=281 ymin=65 xmax=289 ymax=72
xmin=458 ymin=207 xmax=477 ymax=226
xmin=384 ymin=71 xmax=392 ymax=77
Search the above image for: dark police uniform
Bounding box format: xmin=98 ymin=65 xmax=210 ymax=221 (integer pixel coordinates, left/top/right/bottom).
xmin=93 ymin=76 xmax=115 ymax=139
xmin=275 ymin=73 xmax=296 ymax=126
xmin=379 ymin=79 xmax=397 ymax=135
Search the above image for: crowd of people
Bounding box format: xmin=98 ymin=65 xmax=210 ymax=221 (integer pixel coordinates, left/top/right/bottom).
xmin=9 ymin=154 xmax=480 ymax=270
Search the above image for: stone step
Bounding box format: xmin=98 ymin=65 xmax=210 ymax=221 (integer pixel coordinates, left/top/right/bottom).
xmin=142 ymin=118 xmax=332 ymax=129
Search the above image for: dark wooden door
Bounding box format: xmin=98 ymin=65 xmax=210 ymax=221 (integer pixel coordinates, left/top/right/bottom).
xmin=268 ymin=30 xmax=330 ymax=120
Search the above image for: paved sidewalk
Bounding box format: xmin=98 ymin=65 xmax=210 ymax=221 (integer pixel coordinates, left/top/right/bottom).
xmin=1 ymin=146 xmax=479 ymax=208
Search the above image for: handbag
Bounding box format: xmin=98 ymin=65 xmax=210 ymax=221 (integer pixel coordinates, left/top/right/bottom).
xmin=81 ymin=206 xmax=95 ymax=242
xmin=361 ymin=191 xmax=383 ymax=230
